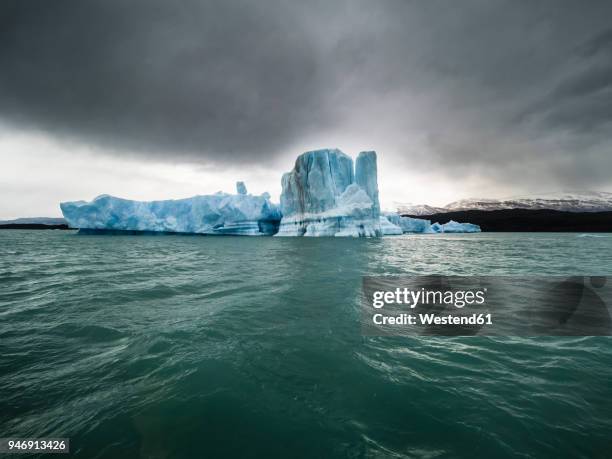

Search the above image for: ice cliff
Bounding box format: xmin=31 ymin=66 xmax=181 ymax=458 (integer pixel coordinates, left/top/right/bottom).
xmin=276 ymin=149 xmax=382 ymax=237
xmin=60 ymin=184 xmax=281 ymax=236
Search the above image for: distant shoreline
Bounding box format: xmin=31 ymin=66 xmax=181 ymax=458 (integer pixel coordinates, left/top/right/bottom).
xmin=0 ymin=223 xmax=71 ymax=230
xmin=406 ymin=209 xmax=612 ymax=232
xmin=3 ymin=208 xmax=612 ymax=232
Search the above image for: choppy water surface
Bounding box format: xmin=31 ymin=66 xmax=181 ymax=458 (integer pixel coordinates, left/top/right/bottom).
xmin=1 ymin=231 xmax=611 ymax=458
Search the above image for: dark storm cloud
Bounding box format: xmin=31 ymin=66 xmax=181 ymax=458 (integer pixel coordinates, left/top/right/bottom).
xmin=1 ymin=0 xmax=611 ymax=188
xmin=522 ymin=27 xmax=612 ymax=133
xmin=0 ymin=0 xmax=335 ymax=160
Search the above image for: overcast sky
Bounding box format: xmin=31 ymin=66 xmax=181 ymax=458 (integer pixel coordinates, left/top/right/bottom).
xmin=1 ymin=0 xmax=612 ymax=218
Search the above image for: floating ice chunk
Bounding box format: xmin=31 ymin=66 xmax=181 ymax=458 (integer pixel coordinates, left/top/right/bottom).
xmin=439 ymin=220 xmax=481 ymax=233
xmin=383 ymin=212 xmax=479 ymax=234
xmin=400 ymin=216 xmax=435 ymax=233
xmin=379 ymin=216 xmax=403 ymax=235
xmin=382 ymin=212 xmax=434 ymax=233
xmin=60 ymin=192 xmax=281 ymax=235
xmin=428 ymin=220 xmax=481 ymax=233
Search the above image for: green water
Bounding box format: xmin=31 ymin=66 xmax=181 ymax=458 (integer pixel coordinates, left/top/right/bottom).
xmin=1 ymin=230 xmax=611 ymax=458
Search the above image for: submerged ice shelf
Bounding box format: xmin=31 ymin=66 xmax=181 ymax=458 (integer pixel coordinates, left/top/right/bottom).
xmin=60 ymin=149 xmax=480 ymax=237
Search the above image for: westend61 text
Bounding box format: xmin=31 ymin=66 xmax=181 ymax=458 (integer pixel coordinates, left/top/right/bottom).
xmin=373 ymin=313 xmax=493 ymax=326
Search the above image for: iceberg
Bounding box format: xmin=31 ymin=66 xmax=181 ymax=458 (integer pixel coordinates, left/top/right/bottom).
xmin=429 ymin=220 xmax=481 ymax=233
xmin=431 ymin=222 xmax=443 ymax=233
xmin=400 ymin=216 xmax=436 ymax=233
xmin=379 ymin=216 xmax=403 ymax=235
xmin=382 ymin=212 xmax=480 ymax=234
xmin=60 ymin=185 xmax=281 ymax=236
xmin=276 ymin=149 xmax=382 ymax=237
xmin=437 ymin=220 xmax=481 ymax=233
xmin=383 ymin=213 xmax=435 ymax=233
xmin=59 ymin=148 xmax=482 ymax=237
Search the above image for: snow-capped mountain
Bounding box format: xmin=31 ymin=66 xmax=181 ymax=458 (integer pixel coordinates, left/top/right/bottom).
xmin=394 ymin=203 xmax=446 ymax=216
xmin=398 ymin=191 xmax=612 ymax=215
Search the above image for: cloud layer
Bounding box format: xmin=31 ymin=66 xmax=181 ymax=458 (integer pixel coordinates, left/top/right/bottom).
xmin=1 ymin=0 xmax=611 ymax=191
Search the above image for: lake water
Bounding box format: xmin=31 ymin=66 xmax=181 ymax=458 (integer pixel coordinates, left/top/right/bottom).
xmin=1 ymin=230 xmax=611 ymax=458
